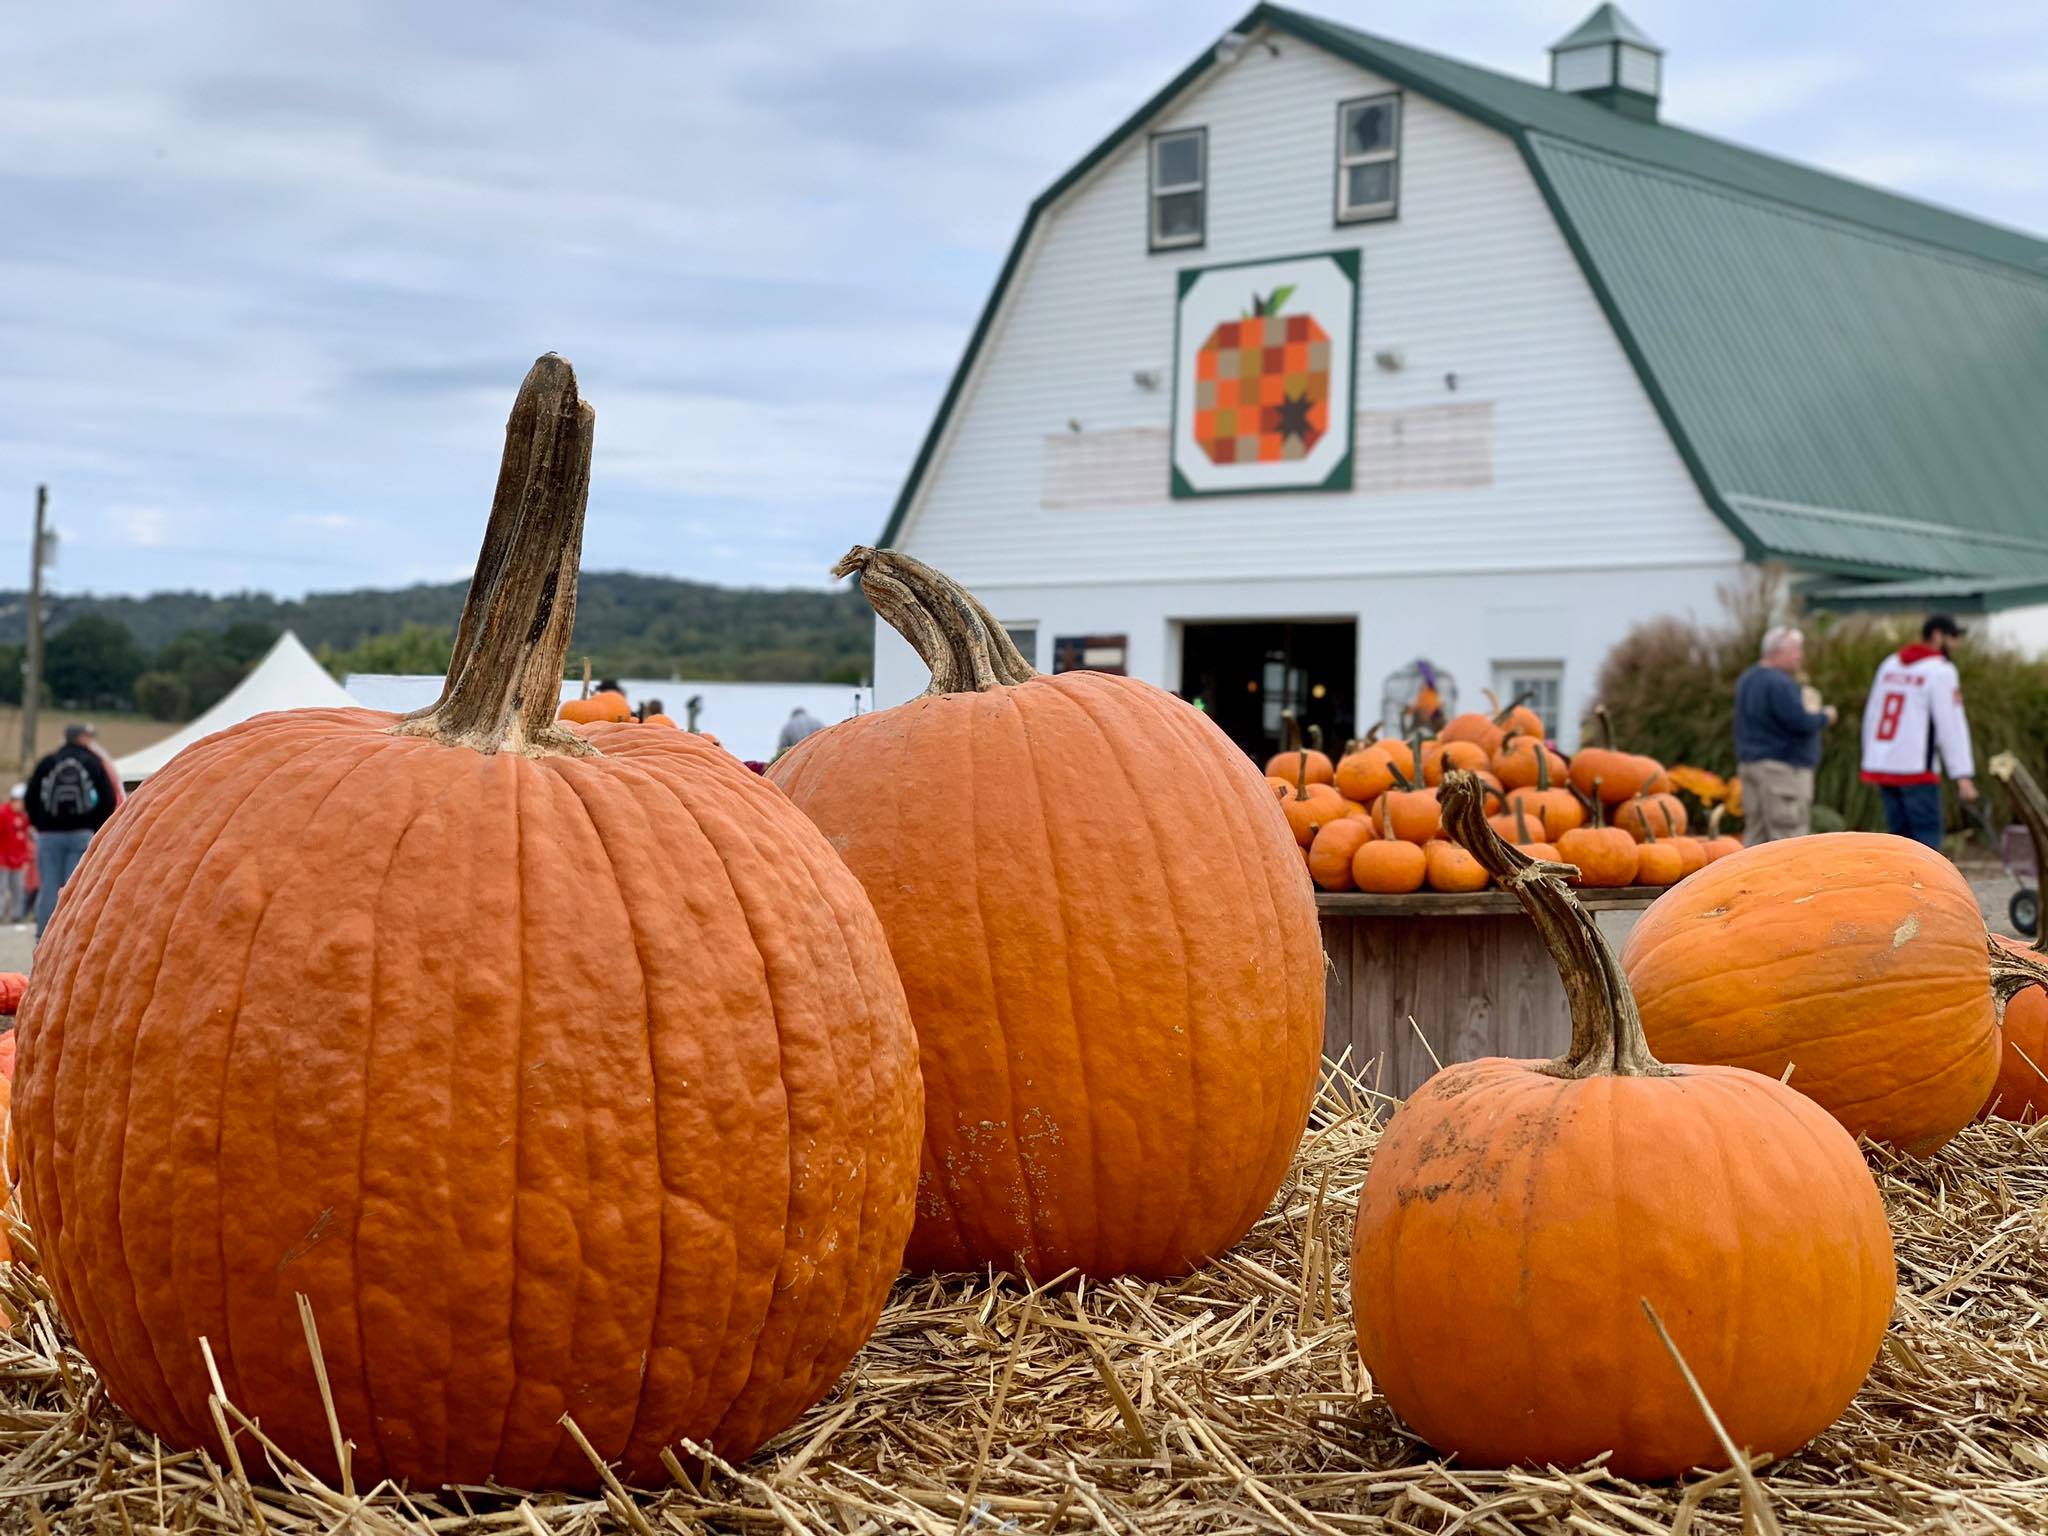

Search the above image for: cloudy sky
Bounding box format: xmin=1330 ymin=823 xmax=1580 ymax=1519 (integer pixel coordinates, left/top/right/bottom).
xmin=4 ymin=0 xmax=2044 ymax=599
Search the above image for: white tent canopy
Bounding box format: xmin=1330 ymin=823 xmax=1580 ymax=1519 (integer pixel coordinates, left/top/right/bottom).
xmin=115 ymin=630 xmax=360 ymax=781
xmin=343 ymin=675 xmax=871 ymax=763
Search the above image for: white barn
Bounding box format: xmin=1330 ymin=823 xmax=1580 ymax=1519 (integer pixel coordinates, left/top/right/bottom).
xmin=874 ymin=3 xmax=2048 ymax=753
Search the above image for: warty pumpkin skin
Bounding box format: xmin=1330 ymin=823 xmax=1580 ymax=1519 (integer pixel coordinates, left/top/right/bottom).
xmin=11 ymin=359 xmax=924 ymax=1491
xmin=771 ymin=549 xmax=1323 ymax=1280
xmin=1621 ymin=832 xmax=2029 ymax=1155
xmin=1355 ymin=775 xmax=1894 ymax=1479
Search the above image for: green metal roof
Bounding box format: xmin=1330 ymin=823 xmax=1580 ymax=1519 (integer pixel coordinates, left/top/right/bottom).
xmin=1802 ymin=572 xmax=2048 ymax=615
xmin=880 ymin=4 xmax=2048 ymax=607
xmin=1551 ymin=4 xmax=1660 ymax=54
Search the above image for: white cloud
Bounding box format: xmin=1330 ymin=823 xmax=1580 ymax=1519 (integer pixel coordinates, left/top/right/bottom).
xmin=115 ymin=507 xmax=170 ymax=549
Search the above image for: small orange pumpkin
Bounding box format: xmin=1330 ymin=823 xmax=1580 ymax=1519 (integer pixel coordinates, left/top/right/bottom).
xmin=1555 ymin=782 xmax=1639 ymax=888
xmin=1568 ymin=707 xmax=1662 ymax=806
xmin=642 ymin=712 xmax=679 ymax=728
xmin=1423 ymin=839 xmax=1489 ymax=893
xmin=1353 ymin=808 xmax=1427 ymax=894
xmin=1613 ymin=792 xmax=1688 ymax=843
xmin=1309 ymin=818 xmax=1373 ymax=892
xmin=1421 ymin=739 xmax=1489 ymax=786
xmin=1491 ymin=735 xmax=1569 ymax=794
xmin=558 ymin=689 xmax=633 ymax=725
xmin=1355 ymin=773 xmax=1895 ymax=1479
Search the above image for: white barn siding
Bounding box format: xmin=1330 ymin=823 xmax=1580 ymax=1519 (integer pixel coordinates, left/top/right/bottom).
xmin=886 ymin=36 xmax=1745 ymax=744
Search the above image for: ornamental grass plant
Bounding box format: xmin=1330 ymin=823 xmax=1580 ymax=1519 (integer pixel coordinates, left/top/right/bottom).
xmin=1590 ymin=569 xmax=2048 ymax=836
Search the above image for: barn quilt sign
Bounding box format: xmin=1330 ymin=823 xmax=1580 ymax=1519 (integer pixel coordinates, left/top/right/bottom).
xmin=1171 ymin=249 xmax=1358 ymax=497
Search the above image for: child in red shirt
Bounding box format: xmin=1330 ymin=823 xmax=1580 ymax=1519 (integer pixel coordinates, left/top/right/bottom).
xmin=0 ymin=785 xmax=32 ymax=925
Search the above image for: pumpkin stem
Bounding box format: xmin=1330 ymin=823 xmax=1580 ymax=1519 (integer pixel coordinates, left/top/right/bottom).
xmin=1593 ymin=704 xmax=1615 ymax=751
xmin=834 ymin=547 xmax=1037 ymax=695
xmin=1989 ymin=753 xmax=2048 ymax=957
xmin=1441 ymin=771 xmax=1670 ymax=1080
xmin=1494 ymin=689 xmax=1536 ymax=727
xmin=1989 ymin=938 xmax=2048 ymax=1014
xmin=393 ymin=354 xmax=597 ymax=759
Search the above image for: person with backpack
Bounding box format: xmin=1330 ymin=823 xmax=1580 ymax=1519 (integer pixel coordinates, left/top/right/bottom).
xmin=26 ymin=722 xmax=120 ymax=938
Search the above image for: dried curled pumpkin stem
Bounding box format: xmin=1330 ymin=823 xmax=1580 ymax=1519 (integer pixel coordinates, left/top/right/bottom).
xmin=1989 ymin=939 xmax=2048 ymax=1013
xmin=393 ymin=353 xmax=597 ymax=758
xmin=1989 ymin=752 xmax=2048 ymax=958
xmin=836 ymin=546 xmax=1038 ymax=695
xmin=1441 ymin=771 xmax=1671 ymax=1079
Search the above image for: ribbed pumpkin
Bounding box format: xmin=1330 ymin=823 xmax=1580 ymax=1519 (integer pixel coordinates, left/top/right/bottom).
xmin=1354 ymin=773 xmax=1895 ymax=1479
xmin=1353 ymin=809 xmax=1427 ymax=893
xmin=1622 ymin=832 xmax=2047 ymax=1155
xmin=557 ymin=689 xmax=632 ymax=725
xmin=1556 ymin=789 xmax=1638 ymax=888
xmin=770 ymin=549 xmax=1323 ymax=1279
xmin=1309 ymin=818 xmax=1372 ymax=892
xmin=1569 ymin=707 xmax=1661 ymax=806
xmin=1983 ymin=754 xmax=2048 ymax=1121
xmin=10 ymin=359 xmax=924 ymax=1490
xmin=1612 ymin=792 xmax=1687 ymax=842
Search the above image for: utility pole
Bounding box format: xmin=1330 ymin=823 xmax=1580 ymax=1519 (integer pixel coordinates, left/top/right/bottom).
xmin=20 ymin=484 xmax=48 ymax=771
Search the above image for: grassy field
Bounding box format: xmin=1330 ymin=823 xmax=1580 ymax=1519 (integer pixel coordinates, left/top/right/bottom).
xmin=0 ymin=710 xmax=175 ymax=778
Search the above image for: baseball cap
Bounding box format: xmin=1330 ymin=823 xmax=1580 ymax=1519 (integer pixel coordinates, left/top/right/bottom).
xmin=1921 ymin=614 xmax=1967 ymax=640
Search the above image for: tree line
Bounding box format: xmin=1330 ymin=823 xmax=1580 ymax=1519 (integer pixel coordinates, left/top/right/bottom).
xmin=1 ymin=570 xmax=875 ymax=721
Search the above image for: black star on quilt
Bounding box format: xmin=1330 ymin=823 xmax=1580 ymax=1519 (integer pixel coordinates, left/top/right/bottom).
xmin=1273 ymin=390 xmax=1317 ymax=443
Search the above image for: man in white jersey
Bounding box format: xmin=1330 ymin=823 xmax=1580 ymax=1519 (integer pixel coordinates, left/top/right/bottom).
xmin=1859 ymin=614 xmax=1976 ymax=852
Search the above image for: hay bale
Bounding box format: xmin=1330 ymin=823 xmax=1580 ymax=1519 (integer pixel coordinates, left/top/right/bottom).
xmin=4 ymin=1062 xmax=2045 ymax=1533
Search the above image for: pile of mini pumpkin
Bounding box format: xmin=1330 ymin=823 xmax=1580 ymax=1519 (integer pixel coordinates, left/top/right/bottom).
xmin=1274 ymin=702 xmax=1740 ymax=895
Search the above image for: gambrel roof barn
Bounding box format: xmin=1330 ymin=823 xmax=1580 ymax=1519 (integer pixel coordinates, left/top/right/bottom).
xmin=875 ymin=4 xmax=2048 ymax=753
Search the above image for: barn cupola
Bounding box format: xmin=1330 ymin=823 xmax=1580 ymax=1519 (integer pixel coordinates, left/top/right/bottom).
xmin=1548 ymin=5 xmax=1663 ymax=122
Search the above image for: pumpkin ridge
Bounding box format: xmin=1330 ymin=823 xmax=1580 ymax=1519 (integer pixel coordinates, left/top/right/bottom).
xmin=349 ymin=740 xmax=492 ymax=1478
xmin=1124 ymin=671 xmax=1310 ymax=1254
xmin=1020 ymin=679 xmax=1125 ymax=1273
xmin=542 ymin=757 xmax=677 ymax=1465
xmin=193 ymin=732 xmax=428 ymax=1451
xmin=40 ymin=729 xmax=368 ymax=1449
xmin=1069 ymin=674 xmax=1213 ymax=1270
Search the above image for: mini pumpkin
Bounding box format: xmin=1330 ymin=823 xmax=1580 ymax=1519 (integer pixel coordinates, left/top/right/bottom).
xmin=557 ymin=689 xmax=633 ymax=725
xmin=11 ymin=359 xmax=924 ymax=1489
xmin=1423 ymin=839 xmax=1488 ymax=893
xmin=1354 ymin=773 xmax=1895 ymax=1479
xmin=1612 ymin=792 xmax=1688 ymax=842
xmin=1555 ymin=785 xmax=1638 ymax=888
xmin=1569 ymin=707 xmax=1662 ymax=806
xmin=1309 ymin=818 xmax=1372 ymax=892
xmin=771 ymin=548 xmax=1323 ymax=1278
xmin=1353 ymin=807 xmax=1426 ymax=894
xmin=1335 ymin=745 xmax=1396 ymax=804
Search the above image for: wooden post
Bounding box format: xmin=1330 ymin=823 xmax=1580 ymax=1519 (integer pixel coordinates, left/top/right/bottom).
xmin=20 ymin=484 xmax=47 ymax=771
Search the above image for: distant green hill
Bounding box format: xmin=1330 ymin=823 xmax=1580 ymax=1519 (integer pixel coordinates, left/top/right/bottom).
xmin=0 ymin=571 xmax=874 ymax=685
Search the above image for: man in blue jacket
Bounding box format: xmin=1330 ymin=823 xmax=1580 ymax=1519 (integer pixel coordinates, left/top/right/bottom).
xmin=1734 ymin=626 xmax=1836 ymax=844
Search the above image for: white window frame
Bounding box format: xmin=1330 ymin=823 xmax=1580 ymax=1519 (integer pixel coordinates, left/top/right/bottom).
xmin=1335 ymin=93 xmax=1400 ymax=225
xmin=1002 ymin=623 xmax=1039 ymax=669
xmin=1494 ymin=661 xmax=1565 ymax=741
xmin=1148 ymin=127 xmax=1206 ymax=251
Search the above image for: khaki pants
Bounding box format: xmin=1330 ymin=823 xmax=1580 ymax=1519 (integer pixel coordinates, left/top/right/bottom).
xmin=1739 ymin=760 xmax=1814 ymax=845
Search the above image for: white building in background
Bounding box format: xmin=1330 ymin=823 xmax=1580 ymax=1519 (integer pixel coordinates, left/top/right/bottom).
xmin=343 ymin=676 xmax=872 ymax=764
xmin=871 ymin=3 xmax=2048 ymax=754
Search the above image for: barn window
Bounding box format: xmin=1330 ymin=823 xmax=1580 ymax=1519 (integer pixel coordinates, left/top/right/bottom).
xmin=1494 ymin=662 xmax=1564 ymax=740
xmin=1003 ymin=624 xmax=1039 ymax=667
xmin=1149 ymin=128 xmax=1206 ymax=250
xmin=1335 ymin=94 xmax=1400 ymax=223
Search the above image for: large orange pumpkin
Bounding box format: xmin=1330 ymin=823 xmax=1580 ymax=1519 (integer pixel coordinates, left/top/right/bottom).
xmin=10 ymin=359 xmax=924 ymax=1490
xmin=1983 ymin=754 xmax=2048 ymax=1121
xmin=1354 ymin=773 xmax=1894 ymax=1479
xmin=770 ymin=548 xmax=1323 ymax=1279
xmin=1621 ymin=832 xmax=2042 ymax=1155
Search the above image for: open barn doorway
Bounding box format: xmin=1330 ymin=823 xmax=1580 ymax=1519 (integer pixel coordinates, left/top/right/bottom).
xmin=1180 ymin=620 xmax=1357 ymax=765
